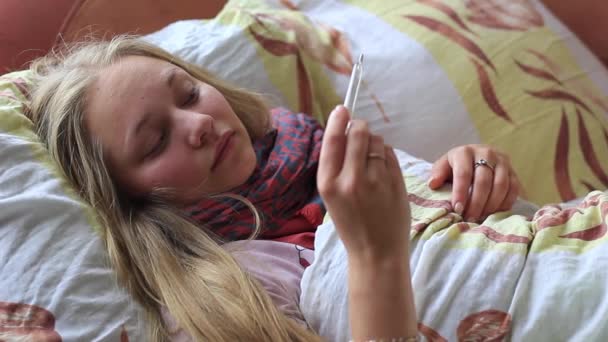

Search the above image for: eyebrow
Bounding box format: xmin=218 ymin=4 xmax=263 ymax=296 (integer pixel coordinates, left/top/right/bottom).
xmin=133 ymin=67 xmax=178 ymax=136
xmin=165 ymin=67 xmax=178 ymax=88
xmin=126 ymin=67 xmax=179 ymax=158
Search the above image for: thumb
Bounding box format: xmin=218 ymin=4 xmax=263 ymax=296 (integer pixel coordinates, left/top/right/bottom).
xmin=428 ymin=154 xmax=452 ymax=189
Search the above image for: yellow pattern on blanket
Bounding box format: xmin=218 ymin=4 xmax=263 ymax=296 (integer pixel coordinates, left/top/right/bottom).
xmin=406 ymin=172 xmax=608 ymax=255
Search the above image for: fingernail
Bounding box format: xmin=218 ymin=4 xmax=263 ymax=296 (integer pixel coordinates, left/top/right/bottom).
xmin=454 ymin=202 xmax=464 ymax=215
xmin=427 ymin=177 xmax=435 ymax=187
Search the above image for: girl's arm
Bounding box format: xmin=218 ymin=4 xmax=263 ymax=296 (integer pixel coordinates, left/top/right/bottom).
xmin=318 ymin=106 xmax=417 ymax=340
xmin=348 ymin=245 xmax=416 ymax=340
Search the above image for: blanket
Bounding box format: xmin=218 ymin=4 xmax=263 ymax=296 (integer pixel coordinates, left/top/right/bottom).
xmin=300 ymin=150 xmax=608 ymax=341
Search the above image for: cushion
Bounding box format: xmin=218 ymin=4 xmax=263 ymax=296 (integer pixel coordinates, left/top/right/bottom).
xmin=0 ymin=72 xmax=146 ymax=340
xmin=0 ymin=0 xmax=227 ymax=73
xmin=145 ymin=0 xmax=608 ymax=205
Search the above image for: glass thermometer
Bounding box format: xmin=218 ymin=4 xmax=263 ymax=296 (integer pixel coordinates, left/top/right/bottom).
xmin=344 ymin=53 xmax=364 ymax=116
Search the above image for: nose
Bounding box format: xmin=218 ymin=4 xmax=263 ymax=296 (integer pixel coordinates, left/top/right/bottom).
xmin=184 ymin=112 xmax=215 ymax=148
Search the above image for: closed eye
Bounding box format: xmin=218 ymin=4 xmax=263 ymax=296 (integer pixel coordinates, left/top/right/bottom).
xmin=184 ymin=85 xmax=199 ymax=106
xmin=145 ymin=130 xmax=168 ymax=159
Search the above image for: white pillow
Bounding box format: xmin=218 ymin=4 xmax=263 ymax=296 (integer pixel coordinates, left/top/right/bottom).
xmin=0 ymin=72 xmax=146 ymax=341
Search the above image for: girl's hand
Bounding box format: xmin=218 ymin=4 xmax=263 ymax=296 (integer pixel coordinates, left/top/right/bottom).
xmin=317 ymin=106 xmax=411 ymax=260
xmin=429 ymin=144 xmax=522 ymax=222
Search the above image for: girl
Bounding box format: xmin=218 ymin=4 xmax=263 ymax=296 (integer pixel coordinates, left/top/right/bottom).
xmin=28 ymin=36 xmax=521 ymax=341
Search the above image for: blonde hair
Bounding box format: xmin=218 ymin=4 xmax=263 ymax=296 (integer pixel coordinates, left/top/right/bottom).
xmin=28 ymin=36 xmax=320 ymax=341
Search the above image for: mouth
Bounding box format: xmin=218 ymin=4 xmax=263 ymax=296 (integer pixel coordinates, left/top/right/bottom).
xmin=211 ymin=130 xmax=235 ymax=171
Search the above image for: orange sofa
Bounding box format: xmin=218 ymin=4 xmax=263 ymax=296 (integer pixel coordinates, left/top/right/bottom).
xmin=0 ymin=0 xmax=606 ymax=74
xmin=0 ymin=0 xmax=227 ymax=73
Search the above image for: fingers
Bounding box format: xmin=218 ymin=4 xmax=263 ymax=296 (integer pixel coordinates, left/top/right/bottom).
xmin=318 ymin=106 xmax=350 ymax=193
xmin=480 ymin=162 xmax=510 ymax=216
xmin=342 ymin=119 xmax=370 ymax=180
xmin=465 ymin=161 xmax=494 ymax=221
xmin=366 ymin=134 xmax=386 ymax=181
xmin=498 ymin=169 xmax=521 ymax=211
xmin=466 ymin=152 xmax=521 ymax=220
xmin=428 ymin=144 xmax=522 ymax=222
xmin=429 ymin=154 xmax=451 ymax=189
xmin=386 ymin=146 xmax=408 ymax=199
xmin=448 ymin=148 xmax=474 ymax=216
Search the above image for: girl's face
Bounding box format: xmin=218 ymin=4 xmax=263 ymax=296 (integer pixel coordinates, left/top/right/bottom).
xmin=85 ymin=56 xmax=257 ymax=204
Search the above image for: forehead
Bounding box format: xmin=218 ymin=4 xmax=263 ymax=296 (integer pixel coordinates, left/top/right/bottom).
xmin=84 ymin=56 xmax=176 ymax=160
xmin=90 ymin=55 xmax=174 ymax=102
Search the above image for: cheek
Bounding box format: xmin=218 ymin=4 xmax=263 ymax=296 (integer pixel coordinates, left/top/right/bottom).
xmin=143 ymin=149 xmax=210 ymax=191
xmin=200 ymin=86 xmax=233 ymax=117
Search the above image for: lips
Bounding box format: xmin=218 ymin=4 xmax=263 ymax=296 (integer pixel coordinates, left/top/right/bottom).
xmin=211 ymin=130 xmax=235 ymax=171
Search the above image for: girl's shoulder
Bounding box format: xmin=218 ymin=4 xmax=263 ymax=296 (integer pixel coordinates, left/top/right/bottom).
xmin=224 ymin=239 xmax=313 ymax=325
xmin=224 ymin=239 xmax=314 ymax=270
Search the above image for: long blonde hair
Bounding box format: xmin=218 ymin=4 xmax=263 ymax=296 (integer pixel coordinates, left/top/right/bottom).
xmin=28 ymin=36 xmax=320 ymax=341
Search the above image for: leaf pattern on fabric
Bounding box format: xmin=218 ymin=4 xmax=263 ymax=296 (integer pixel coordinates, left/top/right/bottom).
xmin=532 ymin=196 xmax=608 ymax=242
xmin=560 ymin=221 xmax=607 ymax=241
xmin=534 ymin=197 xmax=603 ymax=231
xmin=0 ymin=301 xmax=62 ymax=342
xmin=418 ymin=310 xmax=512 ymax=341
xmin=1 ymin=75 xmax=31 ymax=99
xmin=456 ymin=309 xmax=512 ymax=341
xmin=412 ymin=212 xmax=461 ymax=234
xmin=408 ymin=193 xmax=453 ymax=210
xmin=294 ymin=53 xmax=314 ymax=115
xmin=120 ymin=326 xmax=130 ymax=342
xmin=248 ymin=19 xmax=313 ymax=114
xmin=279 ymin=0 xmax=298 ymax=10
xmin=582 ymin=180 xmax=595 ymax=192
xmin=514 ymin=59 xmax=562 ymax=85
xmin=398 ymin=1 xmax=608 ymax=202
xmin=0 ymin=90 xmax=22 ymax=103
xmin=252 ymin=12 xmax=353 ymax=74
xmin=368 ymin=91 xmax=390 ymax=122
xmin=458 ymin=222 xmax=531 ymax=244
xmin=417 ymin=0 xmax=476 ymax=35
xmin=526 ymin=88 xmax=592 ymax=114
xmin=404 ymin=14 xmax=495 ymax=72
xmin=465 ymin=0 xmax=543 ymax=31
xmin=418 ymin=322 xmax=448 ymax=342
xmin=316 ymin=23 xmax=354 ymax=74
xmin=576 ymin=108 xmax=608 ymax=188
xmin=554 ymin=109 xmax=577 ymax=201
xmin=248 ymin=26 xmax=298 ymax=56
xmin=535 ymin=208 xmax=582 ymax=232
xmin=249 ymin=8 xmax=388 ymax=121
xmin=515 ymin=49 xmax=608 ymax=200
xmin=471 ymin=58 xmax=512 ymax=123
xmin=522 ymin=49 xmax=608 ymax=119
xmin=403 ymin=6 xmax=518 ymax=126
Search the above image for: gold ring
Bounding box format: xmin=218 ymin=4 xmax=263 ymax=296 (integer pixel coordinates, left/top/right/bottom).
xmin=368 ymin=152 xmax=385 ymax=160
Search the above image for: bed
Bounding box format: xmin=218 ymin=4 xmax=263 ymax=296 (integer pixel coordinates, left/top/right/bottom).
xmin=1 ymin=0 xmax=608 ymax=340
